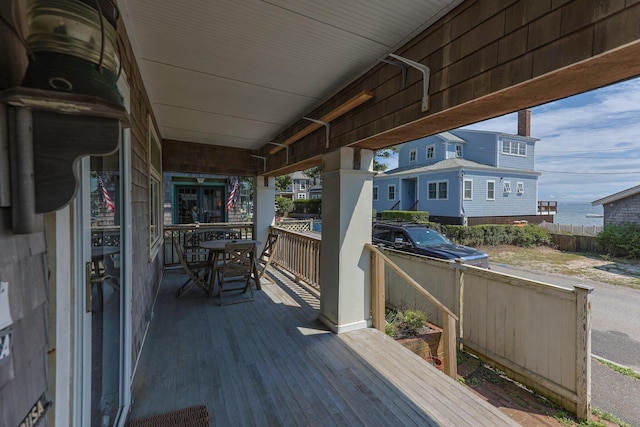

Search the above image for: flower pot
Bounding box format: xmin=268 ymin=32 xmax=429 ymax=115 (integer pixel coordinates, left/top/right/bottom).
xmin=424 ymin=355 xmax=443 ymax=371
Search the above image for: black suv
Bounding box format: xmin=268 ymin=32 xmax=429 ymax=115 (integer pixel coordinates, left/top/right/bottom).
xmin=372 ymin=222 xmax=489 ymax=268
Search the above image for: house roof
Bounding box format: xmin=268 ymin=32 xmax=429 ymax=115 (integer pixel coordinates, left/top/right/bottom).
xmin=592 ymin=184 xmax=640 ymax=206
xmin=435 ymin=131 xmax=466 ymax=143
xmin=377 ymin=158 xmax=541 ymax=177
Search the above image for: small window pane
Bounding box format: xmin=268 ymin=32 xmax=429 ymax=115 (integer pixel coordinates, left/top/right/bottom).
xmin=487 ymin=181 xmax=495 ymax=200
xmin=388 ymin=186 xmax=395 ymax=200
xmin=464 ymin=180 xmax=472 ymax=200
xmin=427 ymin=146 xmax=434 ymax=159
xmin=428 ymin=182 xmax=437 ymax=199
xmin=373 ymin=186 xmax=378 ymax=201
xmin=438 ymin=182 xmax=447 ymax=199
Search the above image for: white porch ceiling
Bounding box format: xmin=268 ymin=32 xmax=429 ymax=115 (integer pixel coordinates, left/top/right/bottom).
xmin=118 ymin=0 xmax=463 ymax=150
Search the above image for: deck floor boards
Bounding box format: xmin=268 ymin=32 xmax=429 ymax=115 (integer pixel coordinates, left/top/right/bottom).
xmin=130 ymin=267 xmax=517 ymax=426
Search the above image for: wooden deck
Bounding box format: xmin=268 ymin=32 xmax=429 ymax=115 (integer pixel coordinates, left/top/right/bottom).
xmin=129 ymin=266 xmax=517 ymax=426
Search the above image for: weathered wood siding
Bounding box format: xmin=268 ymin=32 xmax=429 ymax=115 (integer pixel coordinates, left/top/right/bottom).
xmin=603 ymin=191 xmax=640 ymax=226
xmin=163 ymin=139 xmax=258 ymax=176
xmin=0 ymin=212 xmax=48 ymax=427
xmin=117 ymin=22 xmax=165 ymax=371
xmin=382 ymin=248 xmax=588 ymax=417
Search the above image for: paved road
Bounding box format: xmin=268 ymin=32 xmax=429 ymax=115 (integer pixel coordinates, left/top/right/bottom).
xmin=491 ymin=263 xmax=640 ymax=425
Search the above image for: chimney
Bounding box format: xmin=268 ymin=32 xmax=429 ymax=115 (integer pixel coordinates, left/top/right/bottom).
xmin=517 ymin=109 xmax=531 ymax=137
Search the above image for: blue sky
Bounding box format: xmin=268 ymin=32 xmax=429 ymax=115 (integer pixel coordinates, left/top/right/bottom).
xmin=382 ymin=77 xmax=640 ymax=203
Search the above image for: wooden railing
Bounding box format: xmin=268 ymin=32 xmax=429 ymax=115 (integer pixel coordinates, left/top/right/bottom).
xmin=366 ymin=243 xmax=458 ymax=379
xmin=269 ymin=227 xmax=321 ymax=289
xmin=163 ymin=223 xmax=254 ymax=266
xmin=538 ymin=200 xmax=558 ymax=214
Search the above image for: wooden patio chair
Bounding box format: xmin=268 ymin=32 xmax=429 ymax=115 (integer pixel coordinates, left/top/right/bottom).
xmin=218 ymin=242 xmax=256 ymax=305
xmin=256 ymin=233 xmax=279 ymax=282
xmin=173 ymin=237 xmax=213 ymax=298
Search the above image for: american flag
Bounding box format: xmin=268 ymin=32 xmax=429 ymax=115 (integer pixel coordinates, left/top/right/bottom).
xmin=98 ymin=175 xmax=115 ymax=212
xmin=226 ymin=179 xmax=239 ymax=211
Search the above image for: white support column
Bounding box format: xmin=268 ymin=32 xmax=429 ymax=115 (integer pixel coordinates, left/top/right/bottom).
xmin=253 ymin=175 xmax=275 ymax=253
xmin=318 ymin=147 xmax=375 ymax=333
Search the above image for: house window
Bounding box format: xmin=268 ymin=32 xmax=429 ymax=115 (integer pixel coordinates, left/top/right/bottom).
xmin=487 ymin=180 xmax=495 ymax=200
xmin=409 ymin=149 xmax=417 ymax=162
xmin=501 ymin=140 xmax=526 ymax=156
xmin=299 ymin=180 xmax=306 ymax=190
xmin=427 ymin=145 xmax=435 ymax=159
xmin=388 ymin=185 xmax=396 ymax=200
xmin=455 ymin=144 xmax=463 ymax=158
xmin=428 ymin=181 xmax=448 ymax=200
xmin=517 ymin=182 xmax=524 ymax=194
xmin=503 ymin=181 xmax=511 ymax=193
xmin=297 ymin=193 xmax=307 ymax=200
xmin=463 ymin=179 xmax=472 ymax=200
xmin=148 ymin=120 xmax=162 ymax=259
xmin=373 ymin=186 xmax=379 ymax=201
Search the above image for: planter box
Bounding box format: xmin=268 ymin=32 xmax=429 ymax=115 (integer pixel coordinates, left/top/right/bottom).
xmin=395 ymin=322 xmax=443 ymax=361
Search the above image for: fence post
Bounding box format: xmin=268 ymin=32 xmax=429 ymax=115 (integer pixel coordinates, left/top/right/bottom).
xmin=575 ymin=285 xmax=593 ymax=421
xmin=455 ymin=259 xmax=464 ymax=348
xmin=370 ymin=249 xmax=385 ymax=332
xmin=443 ymin=313 xmax=457 ymax=379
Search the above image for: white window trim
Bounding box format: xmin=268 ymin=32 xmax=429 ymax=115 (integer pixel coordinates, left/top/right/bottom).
xmin=517 ymin=181 xmax=524 ymax=194
xmin=409 ymin=148 xmax=417 ymax=163
xmin=463 ymin=179 xmax=473 ymax=200
xmin=297 ymin=193 xmax=307 ymax=200
xmin=298 ymin=180 xmax=306 ymax=190
xmin=388 ymin=184 xmax=396 ymax=201
xmin=427 ymin=180 xmax=448 ymax=200
xmin=455 ymin=144 xmax=463 ymax=158
xmin=373 ymin=186 xmax=379 ymax=201
xmin=148 ymin=118 xmax=162 ymax=260
xmin=486 ymin=180 xmax=495 ymax=201
xmin=501 ymin=140 xmax=527 ymax=157
xmin=503 ymin=180 xmax=512 ymax=193
xmin=426 ymin=144 xmax=435 ymax=159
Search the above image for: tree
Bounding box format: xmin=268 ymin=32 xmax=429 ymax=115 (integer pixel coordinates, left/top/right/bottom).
xmin=275 ymin=175 xmax=292 ymax=192
xmin=374 ymin=146 xmax=399 ymax=171
xmin=303 ymin=166 xmax=322 ymax=183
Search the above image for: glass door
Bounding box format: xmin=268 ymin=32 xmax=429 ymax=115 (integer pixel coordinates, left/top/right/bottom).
xmin=77 ymin=151 xmax=123 ymax=427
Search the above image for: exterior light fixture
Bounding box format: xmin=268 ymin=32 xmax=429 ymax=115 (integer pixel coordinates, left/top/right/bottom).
xmin=22 ymin=0 xmax=122 ymax=105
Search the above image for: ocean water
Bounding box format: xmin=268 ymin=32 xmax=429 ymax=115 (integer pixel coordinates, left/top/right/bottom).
xmin=552 ymin=202 xmax=604 ymax=227
xmin=311 ymin=202 xmax=603 ymax=231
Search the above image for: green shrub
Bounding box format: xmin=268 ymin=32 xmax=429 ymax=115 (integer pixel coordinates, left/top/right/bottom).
xmin=275 ymin=197 xmax=293 ymax=215
xmin=385 ymin=308 xmax=428 ymax=338
xmin=291 ymin=198 xmax=321 ymax=214
xmin=381 ymin=210 xmax=429 ymax=223
xmin=440 ymin=224 xmax=552 ymax=247
xmin=597 ymin=223 xmax=640 ymax=258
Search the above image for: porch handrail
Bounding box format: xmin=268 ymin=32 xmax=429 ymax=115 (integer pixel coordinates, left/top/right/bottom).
xmin=365 ymin=243 xmax=458 ymax=379
xmin=269 ymin=226 xmax=321 ymax=289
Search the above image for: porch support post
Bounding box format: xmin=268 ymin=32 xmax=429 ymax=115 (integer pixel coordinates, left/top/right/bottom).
xmin=318 ymin=147 xmax=375 ymax=333
xmin=253 ymin=175 xmax=275 ymax=254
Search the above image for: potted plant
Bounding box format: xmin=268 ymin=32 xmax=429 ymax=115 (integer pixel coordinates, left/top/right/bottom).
xmin=385 ymin=306 xmax=444 ymax=369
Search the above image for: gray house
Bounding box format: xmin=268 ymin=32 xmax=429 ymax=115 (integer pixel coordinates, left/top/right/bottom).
xmin=592 ymin=184 xmax=640 ymax=226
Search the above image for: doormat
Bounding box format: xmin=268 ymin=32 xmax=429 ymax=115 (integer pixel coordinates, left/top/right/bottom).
xmin=128 ymin=405 xmax=210 ymax=427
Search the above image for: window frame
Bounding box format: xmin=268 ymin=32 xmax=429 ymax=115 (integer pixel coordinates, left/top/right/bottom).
xmin=503 ymin=180 xmax=512 ymax=194
xmin=517 ymin=181 xmax=524 ymax=194
xmin=373 ymin=186 xmax=379 ymax=201
xmin=387 ymin=184 xmax=396 ymax=201
xmin=148 ymin=119 xmax=163 ymax=260
xmin=426 ymin=144 xmax=435 ymax=159
xmin=501 ymin=140 xmax=527 ymax=157
xmin=427 ymin=180 xmax=448 ymax=200
xmin=297 ymin=193 xmax=307 ymax=200
xmin=486 ymin=180 xmax=495 ymax=201
xmin=455 ymin=144 xmax=463 ymax=158
xmin=463 ymin=179 xmax=473 ymax=200
xmin=409 ymin=148 xmax=417 ymax=163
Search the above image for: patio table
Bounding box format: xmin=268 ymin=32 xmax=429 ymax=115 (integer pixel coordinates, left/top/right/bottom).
xmin=199 ymin=239 xmax=262 ymax=294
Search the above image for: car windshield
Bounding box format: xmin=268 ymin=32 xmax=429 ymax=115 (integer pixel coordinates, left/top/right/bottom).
xmin=405 ymin=227 xmax=451 ymax=247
